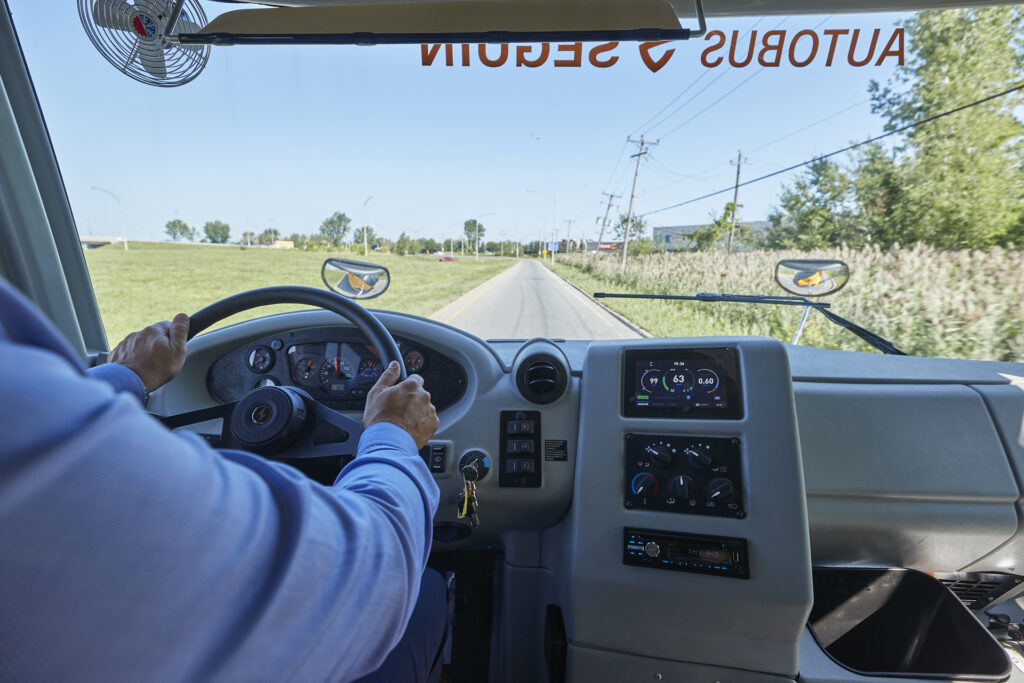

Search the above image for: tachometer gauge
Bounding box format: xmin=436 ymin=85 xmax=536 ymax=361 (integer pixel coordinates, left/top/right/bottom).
xmin=403 ymin=349 xmax=426 ymax=374
xmin=295 ymin=358 xmax=317 ymax=382
xmin=358 ymin=358 xmax=383 ymax=382
xmin=319 ymin=356 xmax=357 ymax=394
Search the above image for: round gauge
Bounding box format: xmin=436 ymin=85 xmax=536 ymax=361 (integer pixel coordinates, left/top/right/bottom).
xmin=667 ymin=368 xmax=695 ymax=393
xmin=247 ymin=346 xmax=274 ymax=373
xmin=295 ymin=358 xmax=318 ymax=382
xmin=319 ymin=356 xmax=357 ymax=393
xmin=358 ymin=358 xmax=384 ymax=382
xmin=696 ymin=368 xmax=720 ymax=393
xmin=640 ymin=369 xmax=663 ymax=393
xmin=403 ymin=348 xmax=427 ymax=374
xmin=254 ymin=377 xmax=279 ymax=389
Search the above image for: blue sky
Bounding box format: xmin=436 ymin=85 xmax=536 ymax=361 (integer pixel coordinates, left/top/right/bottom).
xmin=9 ymin=2 xmax=910 ymax=245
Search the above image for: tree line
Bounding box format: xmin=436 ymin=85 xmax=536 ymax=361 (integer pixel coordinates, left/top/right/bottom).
xmin=671 ymin=7 xmax=1024 ymax=253
xmin=164 ymin=214 xmax=532 ymax=256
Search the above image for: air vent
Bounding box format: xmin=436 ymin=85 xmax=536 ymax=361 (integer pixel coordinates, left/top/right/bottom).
xmin=516 ymin=354 xmax=568 ymax=404
xmin=935 ymin=572 xmax=1022 ymax=609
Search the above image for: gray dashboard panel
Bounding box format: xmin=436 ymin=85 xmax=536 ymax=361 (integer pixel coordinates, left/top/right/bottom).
xmin=564 ymin=337 xmax=812 ymax=678
xmin=963 ymin=384 xmax=1024 ymax=574
xmin=795 ymin=382 xmax=1019 ymax=570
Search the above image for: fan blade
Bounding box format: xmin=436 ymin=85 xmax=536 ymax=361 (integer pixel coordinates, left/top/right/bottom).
xmin=92 ymin=0 xmax=133 ymax=32
xmin=137 ymin=39 xmax=167 ymax=78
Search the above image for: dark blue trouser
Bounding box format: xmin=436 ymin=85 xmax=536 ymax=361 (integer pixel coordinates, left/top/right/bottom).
xmin=354 ymin=569 xmax=448 ymax=683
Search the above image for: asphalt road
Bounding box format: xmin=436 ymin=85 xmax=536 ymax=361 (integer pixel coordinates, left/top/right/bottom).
xmin=430 ymin=259 xmax=644 ymax=340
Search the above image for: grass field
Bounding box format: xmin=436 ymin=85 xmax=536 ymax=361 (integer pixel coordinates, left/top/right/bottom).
xmin=84 ymin=242 xmax=514 ymax=343
xmin=551 ymin=246 xmax=1024 ymax=362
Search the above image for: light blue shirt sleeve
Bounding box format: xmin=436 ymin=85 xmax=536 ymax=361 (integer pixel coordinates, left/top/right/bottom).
xmin=0 ymin=279 xmax=440 ymax=682
xmin=87 ymin=362 xmax=147 ymax=402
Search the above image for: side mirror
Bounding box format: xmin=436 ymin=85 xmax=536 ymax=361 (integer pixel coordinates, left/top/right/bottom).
xmin=775 ymin=259 xmax=849 ymax=297
xmin=321 ymin=258 xmax=390 ymax=299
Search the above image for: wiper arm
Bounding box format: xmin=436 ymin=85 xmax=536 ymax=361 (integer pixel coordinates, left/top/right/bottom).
xmin=594 ymin=292 xmax=907 ymax=356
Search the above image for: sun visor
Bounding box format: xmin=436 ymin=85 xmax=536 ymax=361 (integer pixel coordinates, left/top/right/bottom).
xmin=199 ymin=0 xmax=683 ymax=35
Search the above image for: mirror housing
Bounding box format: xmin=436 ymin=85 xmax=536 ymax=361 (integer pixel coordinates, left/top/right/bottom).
xmin=775 ymin=259 xmax=850 ymax=297
xmin=322 ymin=258 xmax=391 ymax=300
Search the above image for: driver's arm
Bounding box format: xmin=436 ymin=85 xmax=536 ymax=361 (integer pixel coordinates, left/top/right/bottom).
xmin=0 ymin=281 xmax=441 ymax=682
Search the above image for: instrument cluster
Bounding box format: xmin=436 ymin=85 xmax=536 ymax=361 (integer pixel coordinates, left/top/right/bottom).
xmin=209 ymin=327 xmax=468 ymax=412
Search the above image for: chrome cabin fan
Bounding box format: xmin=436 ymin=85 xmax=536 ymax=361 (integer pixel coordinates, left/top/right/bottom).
xmin=78 ymin=0 xmax=211 ymax=87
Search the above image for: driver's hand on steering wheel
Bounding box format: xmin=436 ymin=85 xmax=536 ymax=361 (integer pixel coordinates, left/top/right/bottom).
xmin=108 ymin=313 xmax=190 ymax=394
xmin=364 ymin=361 xmax=440 ymax=450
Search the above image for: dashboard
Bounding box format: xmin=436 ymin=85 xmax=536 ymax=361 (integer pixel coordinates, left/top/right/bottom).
xmin=206 ymin=326 xmax=468 ymax=412
xmin=150 ymin=309 xmax=1024 ymax=683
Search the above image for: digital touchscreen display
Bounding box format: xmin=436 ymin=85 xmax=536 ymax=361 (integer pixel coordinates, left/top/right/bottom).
xmin=622 ymin=348 xmax=742 ymax=419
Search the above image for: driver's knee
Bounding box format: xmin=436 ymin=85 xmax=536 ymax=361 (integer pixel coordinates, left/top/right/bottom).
xmin=353 ymin=568 xmax=449 ymax=683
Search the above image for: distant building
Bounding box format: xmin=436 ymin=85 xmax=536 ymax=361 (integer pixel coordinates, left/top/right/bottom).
xmin=271 ymin=240 xmax=295 ymax=249
xmin=653 ymin=221 xmax=770 ymax=251
xmin=583 ymin=241 xmax=622 ymax=252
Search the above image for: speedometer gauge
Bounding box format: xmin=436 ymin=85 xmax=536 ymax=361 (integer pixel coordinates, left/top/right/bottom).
xmin=320 ymin=357 xmax=357 ymax=394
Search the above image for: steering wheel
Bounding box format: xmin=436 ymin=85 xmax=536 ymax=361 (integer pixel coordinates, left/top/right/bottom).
xmin=160 ymin=286 xmax=405 ymax=460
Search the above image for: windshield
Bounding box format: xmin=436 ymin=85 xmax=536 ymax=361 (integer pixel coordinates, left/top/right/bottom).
xmin=8 ymin=2 xmax=1023 ymax=360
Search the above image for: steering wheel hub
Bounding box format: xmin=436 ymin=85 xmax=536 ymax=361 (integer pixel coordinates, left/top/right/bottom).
xmin=231 ymin=386 xmax=309 ymax=452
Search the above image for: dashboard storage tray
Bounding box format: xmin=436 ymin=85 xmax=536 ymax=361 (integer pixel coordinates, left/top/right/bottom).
xmin=809 ymin=567 xmax=1011 ymax=680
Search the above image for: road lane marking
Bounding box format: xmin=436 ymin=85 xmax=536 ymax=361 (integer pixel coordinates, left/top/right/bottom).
xmin=442 ymin=263 xmax=518 ymax=324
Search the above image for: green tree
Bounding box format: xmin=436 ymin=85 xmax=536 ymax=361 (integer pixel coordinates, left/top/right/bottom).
xmin=613 ymin=213 xmax=647 ymax=242
xmin=258 ymin=228 xmax=280 ymax=246
xmin=394 ymin=232 xmax=414 ymax=255
xmin=352 ymin=226 xmax=377 ymax=251
xmin=241 ymin=231 xmax=256 ymax=246
xmin=684 ymin=203 xmax=747 ymax=251
xmin=463 ymin=220 xmax=486 ymax=250
xmin=203 ymin=220 xmax=231 ymax=244
xmin=319 ymin=212 xmax=351 ymax=247
xmin=164 ymin=218 xmax=195 ymax=242
xmin=869 ymin=6 xmax=1024 ymax=248
xmin=289 ymin=233 xmax=309 ymax=249
xmin=764 ymin=159 xmax=865 ymax=249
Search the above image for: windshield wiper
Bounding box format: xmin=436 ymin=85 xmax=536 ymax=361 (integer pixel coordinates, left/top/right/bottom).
xmin=593 ymin=292 xmax=907 ymax=356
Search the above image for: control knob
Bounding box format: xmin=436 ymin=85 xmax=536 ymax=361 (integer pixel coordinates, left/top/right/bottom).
xmin=644 ymin=541 xmax=661 ymax=558
xmin=706 ymin=478 xmax=736 ymax=504
xmin=647 ymin=444 xmax=673 ymax=468
xmin=667 ymin=475 xmax=695 ymax=501
xmin=686 ymin=447 xmax=713 ymax=470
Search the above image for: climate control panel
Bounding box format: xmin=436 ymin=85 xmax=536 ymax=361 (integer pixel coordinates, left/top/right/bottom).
xmin=624 ymin=433 xmax=744 ymax=518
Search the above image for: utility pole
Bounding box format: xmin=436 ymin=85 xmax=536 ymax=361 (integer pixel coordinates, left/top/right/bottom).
xmin=595 ymin=191 xmax=619 ymax=257
xmin=564 ymin=219 xmax=574 ymax=253
xmin=727 ymin=150 xmax=745 ymax=254
xmin=621 ymin=136 xmax=657 ymax=267
xmin=361 ymin=195 xmax=373 ymax=257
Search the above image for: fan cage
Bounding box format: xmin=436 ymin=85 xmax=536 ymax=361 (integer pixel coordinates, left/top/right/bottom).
xmin=78 ymin=0 xmax=211 ymax=87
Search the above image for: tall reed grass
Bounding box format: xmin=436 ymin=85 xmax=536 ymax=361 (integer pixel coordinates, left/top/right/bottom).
xmin=553 ymin=245 xmax=1024 ymax=362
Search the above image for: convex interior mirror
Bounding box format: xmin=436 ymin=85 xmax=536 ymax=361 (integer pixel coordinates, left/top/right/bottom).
xmin=775 ymin=259 xmax=850 ymax=297
xmin=322 ymin=258 xmax=390 ymax=299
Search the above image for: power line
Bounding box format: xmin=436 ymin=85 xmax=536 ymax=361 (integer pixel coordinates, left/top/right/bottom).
xmin=640 ymin=80 xmax=1024 ymax=218
xmin=645 ymin=16 xmax=793 ymax=138
xmin=633 ymin=17 xmax=766 ymax=137
xmin=746 ymin=98 xmax=870 ymax=155
xmin=657 ymin=15 xmax=831 ymax=143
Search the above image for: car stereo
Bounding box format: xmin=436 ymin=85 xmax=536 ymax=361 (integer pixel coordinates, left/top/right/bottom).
xmin=622 ymin=348 xmax=742 ymax=419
